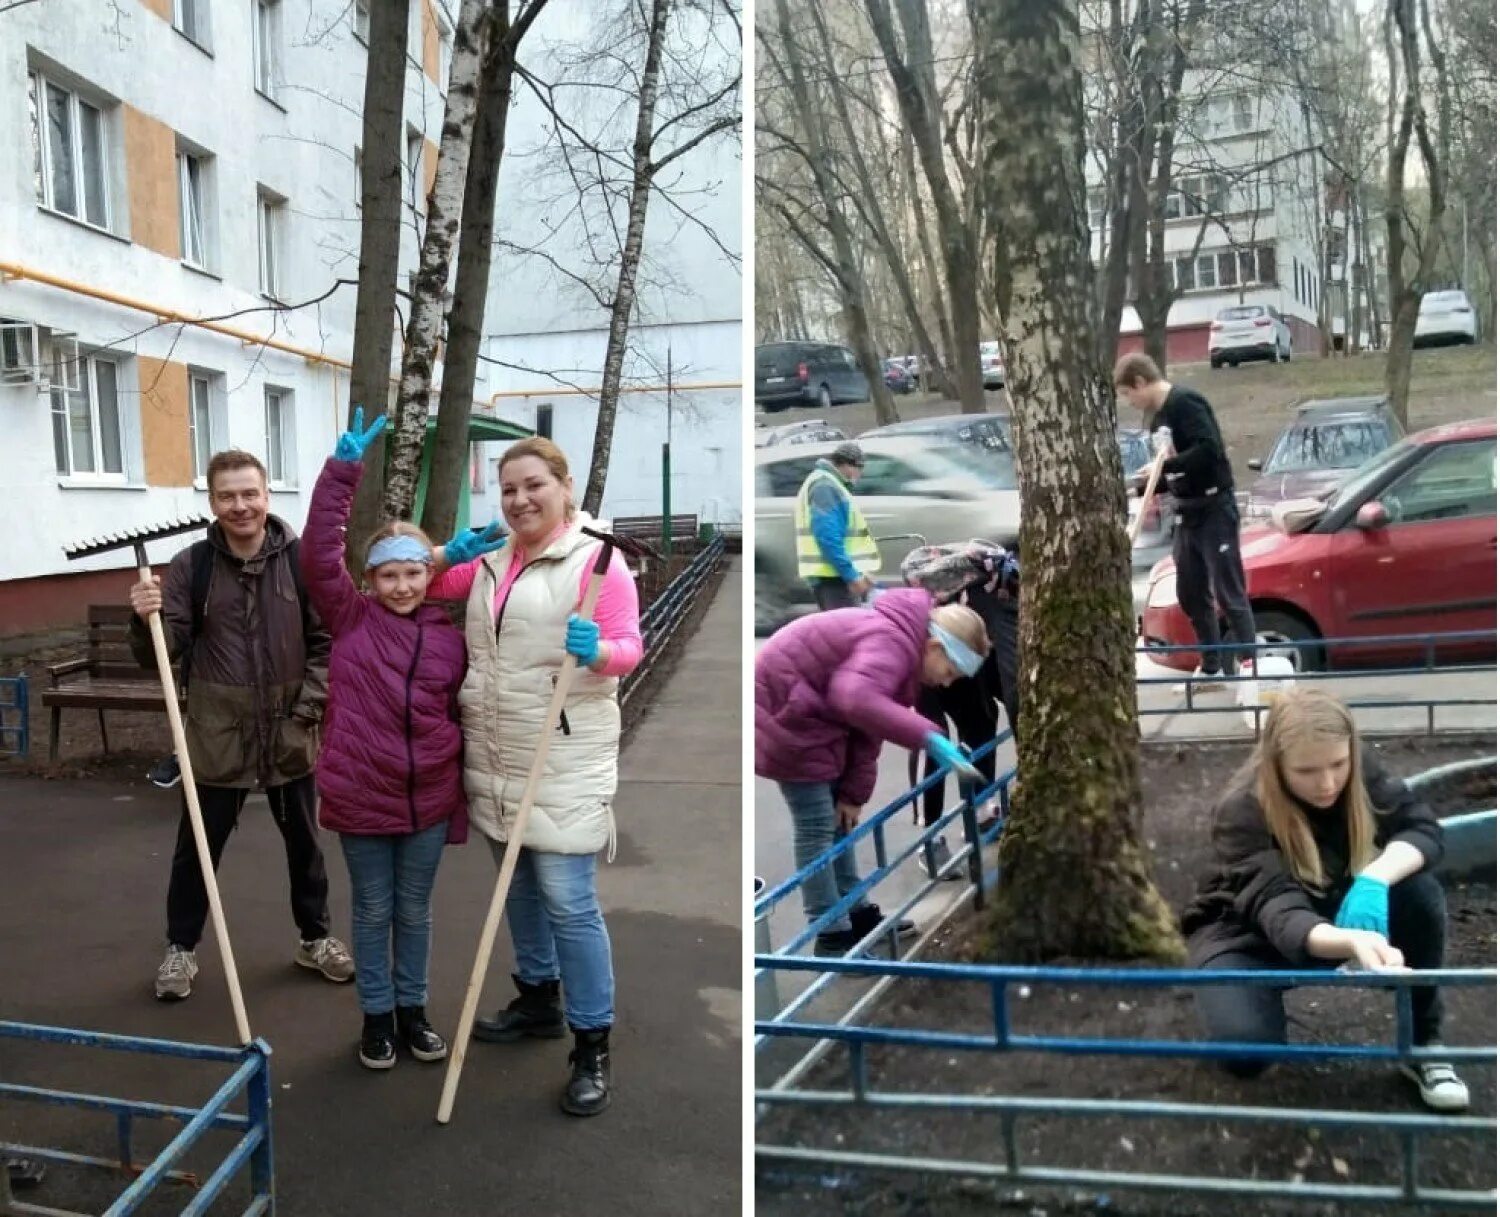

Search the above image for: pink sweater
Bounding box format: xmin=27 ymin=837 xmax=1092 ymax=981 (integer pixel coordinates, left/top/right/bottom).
xmin=428 ymin=531 xmax=643 ymax=677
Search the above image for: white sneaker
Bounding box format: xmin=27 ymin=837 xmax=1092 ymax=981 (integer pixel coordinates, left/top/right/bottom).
xmin=1400 ymin=1061 xmax=1470 ymax=1112
xmin=914 ymin=836 xmax=962 ymax=882
xmin=1173 ymin=668 xmax=1227 ymax=694
xmin=154 ymin=945 xmax=198 ymax=1001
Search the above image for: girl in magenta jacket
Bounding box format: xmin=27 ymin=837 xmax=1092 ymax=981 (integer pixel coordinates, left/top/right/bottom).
xmin=299 ymin=411 xmax=469 ymax=1072
xmin=755 ymin=590 xmax=990 ymax=952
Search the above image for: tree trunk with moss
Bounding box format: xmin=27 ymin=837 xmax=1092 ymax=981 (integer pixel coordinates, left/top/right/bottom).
xmin=974 ymin=0 xmax=1182 ymax=963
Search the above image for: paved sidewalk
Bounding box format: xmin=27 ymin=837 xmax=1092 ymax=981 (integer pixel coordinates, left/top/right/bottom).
xmin=0 ymin=559 xmax=742 ymax=1216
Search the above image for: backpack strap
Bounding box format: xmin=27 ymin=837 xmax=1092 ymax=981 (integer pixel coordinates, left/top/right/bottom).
xmin=181 ymin=537 xmax=310 ymax=686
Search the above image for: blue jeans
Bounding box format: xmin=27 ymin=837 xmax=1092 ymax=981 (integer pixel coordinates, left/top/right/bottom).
xmin=339 ymin=823 xmax=448 ymax=1015
xmin=779 ymin=780 xmax=869 ymax=933
xmin=488 ymin=841 xmax=613 ymax=1031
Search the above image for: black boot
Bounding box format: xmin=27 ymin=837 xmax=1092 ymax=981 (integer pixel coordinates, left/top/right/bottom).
xmin=473 ymin=975 xmax=566 ymax=1043
xmin=358 ymin=1012 xmax=397 ymax=1071
xmin=561 ymin=1028 xmax=611 ymax=1117
xmin=396 ymin=1005 xmax=448 ymax=1062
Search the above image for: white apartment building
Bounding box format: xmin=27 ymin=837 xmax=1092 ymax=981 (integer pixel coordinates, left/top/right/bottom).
xmin=1088 ymin=76 xmax=1330 ymax=365
xmin=0 ymin=0 xmax=742 ymax=636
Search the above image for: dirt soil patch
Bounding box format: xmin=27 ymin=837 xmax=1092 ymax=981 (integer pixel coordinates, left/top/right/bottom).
xmin=757 ymin=736 xmax=1497 ymax=1217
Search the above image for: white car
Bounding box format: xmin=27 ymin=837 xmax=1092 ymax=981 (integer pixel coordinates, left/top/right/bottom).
xmin=1209 ymin=304 xmax=1292 ymax=368
xmin=1415 ymin=290 xmax=1479 ymax=346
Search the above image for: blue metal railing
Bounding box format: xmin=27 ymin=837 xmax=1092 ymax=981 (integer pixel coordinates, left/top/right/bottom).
xmin=0 ymin=674 xmax=28 ymax=758
xmin=620 ymin=532 xmax=726 ymax=706
xmin=754 ymin=722 xmax=1497 ymax=1207
xmin=0 ymin=1021 xmax=274 ymax=1216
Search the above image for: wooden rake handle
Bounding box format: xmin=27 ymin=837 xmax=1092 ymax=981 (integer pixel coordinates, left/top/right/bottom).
xmin=436 ymin=545 xmax=613 ymax=1124
xmin=136 ymin=550 xmax=252 ymax=1045
xmin=1128 ymin=447 xmax=1169 ymax=547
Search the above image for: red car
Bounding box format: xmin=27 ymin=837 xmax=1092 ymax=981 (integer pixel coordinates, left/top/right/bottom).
xmin=1142 ymin=418 xmax=1497 ymax=671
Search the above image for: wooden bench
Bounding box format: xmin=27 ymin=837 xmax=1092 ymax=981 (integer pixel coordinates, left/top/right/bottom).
xmin=40 ymin=605 xmax=180 ymax=761
xmin=612 ymin=514 xmax=701 ymax=550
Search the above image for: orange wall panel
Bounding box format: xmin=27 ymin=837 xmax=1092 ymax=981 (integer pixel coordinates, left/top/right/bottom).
xmin=122 ymin=106 xmax=180 ymax=259
xmin=138 ymin=0 xmax=171 ymax=20
xmin=137 ymin=358 xmax=193 ymax=487
xmin=422 ymin=0 xmax=441 ymax=85
xmin=423 ymin=138 xmax=439 ymax=202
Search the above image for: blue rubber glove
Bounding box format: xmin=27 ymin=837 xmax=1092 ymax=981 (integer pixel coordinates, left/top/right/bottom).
xmin=564 ymin=614 xmax=601 ymax=666
xmin=333 ymin=406 xmax=387 ymax=462
xmin=442 ymin=519 xmax=507 ymax=566
xmin=925 ymin=732 xmax=981 ymax=782
xmin=1334 ymin=874 xmax=1390 ymax=939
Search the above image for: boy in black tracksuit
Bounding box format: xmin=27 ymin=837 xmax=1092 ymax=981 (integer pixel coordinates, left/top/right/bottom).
xmin=1114 ymin=353 xmax=1256 ymax=682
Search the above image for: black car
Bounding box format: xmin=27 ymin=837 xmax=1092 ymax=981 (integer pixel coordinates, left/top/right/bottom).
xmin=755 ymin=341 xmax=871 ymax=412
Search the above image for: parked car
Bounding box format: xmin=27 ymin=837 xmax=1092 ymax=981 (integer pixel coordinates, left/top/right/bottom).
xmin=883 ymin=358 xmax=916 ymax=395
xmin=1142 ymin=418 xmax=1497 ymax=671
xmin=755 ymin=341 xmax=871 ymax=413
xmin=1415 ymin=290 xmax=1479 ymax=347
xmin=754 ymin=437 xmax=1022 ymax=634
xmin=1208 ymin=304 xmax=1292 ymax=368
xmin=867 ymin=414 xmax=1172 ymax=570
xmin=979 ymin=341 xmax=1006 ymax=389
xmin=1243 ymin=397 xmax=1406 ymax=523
xmin=755 ymin=419 xmax=850 ymax=448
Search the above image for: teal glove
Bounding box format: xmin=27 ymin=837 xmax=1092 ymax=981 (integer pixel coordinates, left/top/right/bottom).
xmin=442 ymin=519 xmax=507 ymax=566
xmin=333 ymin=406 xmax=386 ymax=462
xmin=924 ymin=732 xmax=981 ymax=782
xmin=1334 ymin=874 xmax=1390 ymax=939
xmin=564 ymin=614 xmax=601 ymax=666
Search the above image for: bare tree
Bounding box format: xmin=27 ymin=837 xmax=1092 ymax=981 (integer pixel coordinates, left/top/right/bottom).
xmin=975 ymin=0 xmax=1181 ymax=961
xmin=420 ymin=0 xmax=554 ymax=543
xmin=382 ymin=0 xmax=493 ymax=520
xmin=344 ymin=0 xmax=412 ymax=563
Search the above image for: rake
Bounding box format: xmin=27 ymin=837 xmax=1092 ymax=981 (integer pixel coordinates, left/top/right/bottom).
xmin=65 ymin=516 xmax=252 ymax=1046
xmin=437 ymin=524 xmax=658 ymax=1124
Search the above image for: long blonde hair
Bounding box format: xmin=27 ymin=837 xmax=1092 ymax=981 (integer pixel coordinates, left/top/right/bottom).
xmin=929 ymin=602 xmax=990 ymax=656
xmin=1250 ymin=688 xmax=1376 ymax=889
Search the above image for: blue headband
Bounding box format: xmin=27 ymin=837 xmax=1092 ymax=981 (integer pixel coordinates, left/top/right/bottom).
xmin=929 ymin=621 xmax=984 ymax=678
xmin=366 ymin=535 xmax=433 ymax=569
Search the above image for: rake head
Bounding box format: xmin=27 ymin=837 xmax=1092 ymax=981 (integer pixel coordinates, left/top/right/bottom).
xmin=63 ymin=515 xmax=212 ymax=562
xmin=581 ymin=525 xmax=660 ymax=563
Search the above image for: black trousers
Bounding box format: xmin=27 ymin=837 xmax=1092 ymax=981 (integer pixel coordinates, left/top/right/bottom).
xmin=1173 ymin=496 xmax=1256 ymax=676
xmin=166 ymin=775 xmax=331 ymax=949
xmin=1194 ymin=872 xmax=1448 ymax=1077
xmin=810 ymin=578 xmax=858 ymax=611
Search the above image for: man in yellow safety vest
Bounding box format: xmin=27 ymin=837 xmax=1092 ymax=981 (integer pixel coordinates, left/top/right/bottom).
xmin=794 ymin=442 xmax=882 ymax=610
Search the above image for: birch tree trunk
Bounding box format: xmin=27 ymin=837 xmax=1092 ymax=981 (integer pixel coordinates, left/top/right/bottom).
xmin=344 ymin=0 xmax=412 ymax=568
xmin=382 ymin=0 xmax=493 ymax=520
xmin=975 ymin=0 xmax=1182 ymax=962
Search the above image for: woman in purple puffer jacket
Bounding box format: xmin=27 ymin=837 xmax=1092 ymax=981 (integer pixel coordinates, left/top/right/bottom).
xmin=299 ymin=410 xmax=471 ymax=1072
xmin=755 ymin=589 xmax=990 ymax=953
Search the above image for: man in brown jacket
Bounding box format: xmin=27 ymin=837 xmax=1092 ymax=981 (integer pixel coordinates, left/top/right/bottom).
xmin=129 ymin=449 xmax=352 ymax=1000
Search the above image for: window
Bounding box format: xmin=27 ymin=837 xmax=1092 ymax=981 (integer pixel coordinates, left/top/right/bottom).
xmin=1174 ymin=256 xmax=1195 ymax=291
xmin=353 ymin=0 xmax=370 ymax=42
xmin=435 ymin=4 xmax=453 ymax=85
xmin=252 ymin=0 xmax=281 ymax=99
xmin=264 ymin=386 xmax=294 ymax=485
xmin=1234 ymin=93 xmax=1254 ymax=131
xmin=535 ymin=403 xmax=553 ymax=439
xmin=52 ymin=355 xmax=123 ymax=478
xmin=764 ymin=455 xmax=818 ymax=498
xmin=1257 ymin=246 xmax=1277 ymax=286
xmin=1238 ymin=249 xmax=1257 ymax=285
xmin=29 ymin=71 xmax=111 ymax=229
xmin=177 ymin=150 xmax=210 ymax=268
xmin=257 ymin=190 xmax=284 ymax=297
xmin=173 ymin=0 xmax=211 ymax=49
xmin=1196 ymin=254 xmax=1218 ymax=289
xmin=1378 ymin=439 xmax=1497 ymax=525
xmin=854 ymin=455 xmax=923 ymax=497
xmin=188 ymin=372 xmax=216 ymax=479
xmin=1267 ymin=421 xmax=1393 ymax=474
xmin=1217 ymin=251 xmax=1238 ymax=287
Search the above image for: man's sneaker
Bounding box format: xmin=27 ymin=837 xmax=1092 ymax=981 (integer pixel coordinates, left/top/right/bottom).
xmin=1173 ymin=668 xmax=1227 ymax=694
xmin=147 ymin=755 xmax=182 ymax=789
xmin=358 ymin=1012 xmax=398 ymax=1071
xmin=295 ymin=937 xmax=355 ymax=983
xmin=914 ymin=836 xmax=962 ymax=882
xmin=1400 ymin=1060 xmax=1470 ymax=1111
xmin=396 ymin=1006 xmax=448 ymax=1062
xmin=154 ymin=945 xmax=198 ymax=1001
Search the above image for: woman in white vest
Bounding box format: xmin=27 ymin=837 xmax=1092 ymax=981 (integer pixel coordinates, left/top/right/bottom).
xmin=427 ymin=437 xmax=642 ymax=1117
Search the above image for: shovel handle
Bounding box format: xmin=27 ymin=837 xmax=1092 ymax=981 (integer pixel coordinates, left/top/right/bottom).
xmin=437 ymin=547 xmax=612 ymax=1124
xmin=137 ymin=555 xmax=252 ymax=1045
